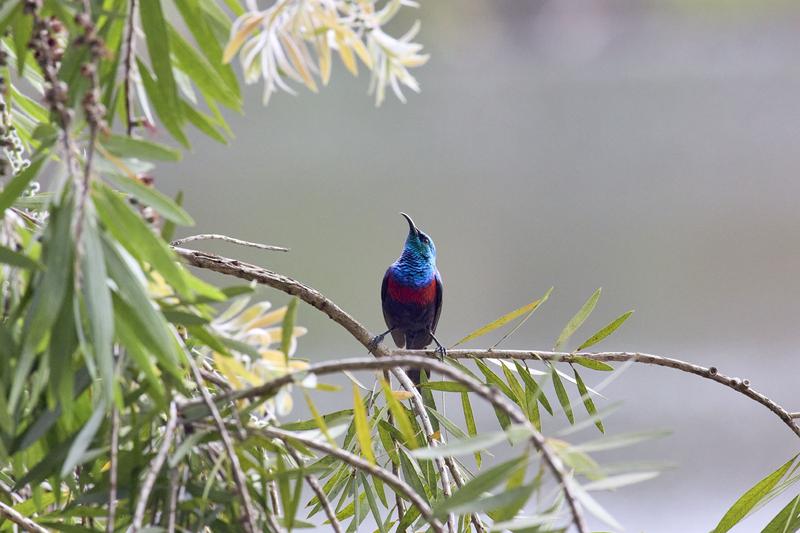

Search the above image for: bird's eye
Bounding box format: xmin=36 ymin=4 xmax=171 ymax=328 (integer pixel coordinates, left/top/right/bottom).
xmin=420 ymin=235 xmax=429 ymax=244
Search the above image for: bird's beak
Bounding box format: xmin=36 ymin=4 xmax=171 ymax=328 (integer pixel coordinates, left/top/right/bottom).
xmin=400 ymin=212 xmax=418 ymax=235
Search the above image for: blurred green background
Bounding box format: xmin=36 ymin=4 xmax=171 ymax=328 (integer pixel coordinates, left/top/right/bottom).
xmin=167 ymin=1 xmax=800 ymax=530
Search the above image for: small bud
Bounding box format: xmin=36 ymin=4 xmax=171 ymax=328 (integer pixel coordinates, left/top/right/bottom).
xmin=708 ymin=366 xmax=717 ymax=376
xmin=74 ymin=12 xmax=91 ymax=29
xmin=742 ymin=379 xmax=750 ymax=388
xmin=730 ymin=378 xmax=740 ymax=388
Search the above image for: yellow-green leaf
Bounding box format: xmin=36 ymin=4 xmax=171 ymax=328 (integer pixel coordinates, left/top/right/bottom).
xmin=380 ymin=379 xmax=417 ymax=449
xmin=555 ymin=288 xmax=601 ymax=351
xmin=577 ymin=310 xmax=634 ymax=351
xmin=454 ymin=288 xmax=553 ymax=347
xmin=352 ymin=385 xmax=376 ymax=464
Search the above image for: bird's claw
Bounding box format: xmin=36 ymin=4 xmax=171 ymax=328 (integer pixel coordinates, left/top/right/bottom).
xmin=368 ymin=334 xmax=385 ymax=353
xmin=435 ymin=345 xmax=446 ymax=361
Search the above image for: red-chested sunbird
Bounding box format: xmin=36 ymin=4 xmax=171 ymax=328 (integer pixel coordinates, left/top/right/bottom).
xmin=370 ymin=213 xmax=444 ymax=385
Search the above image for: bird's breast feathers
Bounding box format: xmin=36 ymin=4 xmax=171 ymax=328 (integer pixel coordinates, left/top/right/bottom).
xmin=386 ymin=274 xmax=438 ymax=305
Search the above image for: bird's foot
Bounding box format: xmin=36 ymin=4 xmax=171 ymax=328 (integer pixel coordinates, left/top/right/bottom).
xmin=368 ymin=333 xmax=387 ymax=353
xmin=434 ymin=344 xmax=446 ymax=361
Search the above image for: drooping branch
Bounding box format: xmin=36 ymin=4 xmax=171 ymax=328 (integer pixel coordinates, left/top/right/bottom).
xmin=173 ymin=245 xmax=800 ymax=440
xmin=179 ymin=356 xmax=589 ymax=533
xmin=263 ymin=426 xmax=446 ymax=533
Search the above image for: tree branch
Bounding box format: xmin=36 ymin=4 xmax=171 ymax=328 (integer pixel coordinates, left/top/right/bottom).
xmin=263 ymin=426 xmax=445 ymax=533
xmin=0 ymin=500 xmax=48 ymax=533
xmin=188 ymin=356 xmax=259 ymax=533
xmin=179 ymin=356 xmax=589 ymax=533
xmin=284 ymin=444 xmax=343 ymax=533
xmin=171 ymin=234 xmax=289 ymax=252
xmin=133 ymin=401 xmax=178 ymax=532
xmin=173 ymin=246 xmax=800 ymax=440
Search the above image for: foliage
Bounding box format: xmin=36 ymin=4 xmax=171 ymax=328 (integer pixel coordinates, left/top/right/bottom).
xmin=0 ymin=1 xmax=794 ymax=532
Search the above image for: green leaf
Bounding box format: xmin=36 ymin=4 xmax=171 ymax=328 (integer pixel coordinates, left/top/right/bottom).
xmin=360 ymin=474 xmax=387 ymax=533
xmin=398 ymin=448 xmax=430 ymax=504
xmin=93 ymin=181 xmax=190 ymax=297
xmin=713 ymin=455 xmax=799 ymax=533
xmin=0 ymin=245 xmax=40 ymax=269
xmin=174 ymin=0 xmax=239 ymax=90
xmin=352 ymin=385 xmax=376 ymax=464
xmin=573 ymin=368 xmax=603 ymax=433
xmin=168 ymin=25 xmax=241 ymax=110
xmin=379 ymin=379 xmax=417 ymax=449
xmin=104 ymin=172 xmax=194 ymax=225
xmin=136 ymin=59 xmax=189 ymax=147
xmin=577 ymin=310 xmax=634 ymax=351
xmin=763 ymin=494 xmax=800 ymax=533
xmin=100 ymin=134 xmax=181 ymax=161
xmin=572 ymin=357 xmax=614 ymax=372
xmin=161 ymin=191 xmax=184 ymax=242
xmin=550 ymin=364 xmax=574 ymax=424
xmin=555 ymin=288 xmax=601 ymax=351
xmin=138 ymin=0 xmax=184 ymax=138
xmin=0 ymin=150 xmax=47 ymax=213
xmin=80 ymin=215 xmax=115 ymax=403
xmin=514 ymin=361 xmax=553 ymax=415
xmin=103 ymin=237 xmax=183 ymax=379
xmin=454 ymin=288 xmax=552 ymax=346
xmin=13 ymin=6 xmax=32 ymax=76
xmin=432 ymin=455 xmax=527 ymax=519
xmin=302 ymin=391 xmax=336 ymax=447
xmin=61 ymin=401 xmax=107 ymax=476
xmin=583 ymin=471 xmax=660 ymax=491
xmin=460 ymin=392 xmax=480 ymax=467
xmin=410 ymin=425 xmax=531 ymax=460
xmin=281 ymin=297 xmax=298 ymax=360
xmin=418 ymin=381 xmax=469 ymax=393
xmin=182 ymin=100 xmax=227 ymax=143
xmin=573 ymin=429 xmax=671 ymax=453
xmin=12 ymin=197 xmax=73 ymax=410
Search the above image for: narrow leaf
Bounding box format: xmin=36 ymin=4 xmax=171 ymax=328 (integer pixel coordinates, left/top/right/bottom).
xmin=454 ymin=288 xmax=552 ymax=346
xmin=550 ymin=364 xmax=574 ymax=424
xmin=0 ymin=245 xmax=40 ymax=269
xmin=379 ymin=379 xmax=417 ymax=449
xmin=713 ymin=455 xmax=799 ymax=533
xmin=573 ymin=368 xmax=603 ymax=433
xmin=577 ymin=310 xmax=634 ymax=351
xmin=352 ymin=385 xmax=376 ymax=464
xmin=555 ymin=288 xmax=601 ymax=351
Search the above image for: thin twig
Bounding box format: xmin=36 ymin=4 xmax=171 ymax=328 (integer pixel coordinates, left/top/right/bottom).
xmin=284 ymin=444 xmax=343 ymax=533
xmin=106 ymin=404 xmax=120 ymax=533
xmin=179 ymin=356 xmax=589 ymax=533
xmin=171 ymin=234 xmax=289 ymax=252
xmin=188 ymin=357 xmax=259 ymax=533
xmin=123 ymin=0 xmax=139 ymax=136
xmin=165 ymin=466 xmax=180 ymax=533
xmin=133 ymin=401 xmax=178 ymax=532
xmin=263 ymin=426 xmax=445 ymax=533
xmin=0 ymin=500 xmax=49 ymax=533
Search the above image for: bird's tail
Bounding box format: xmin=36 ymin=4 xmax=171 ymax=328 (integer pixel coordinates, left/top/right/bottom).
xmin=405 ymin=330 xmax=433 ymax=386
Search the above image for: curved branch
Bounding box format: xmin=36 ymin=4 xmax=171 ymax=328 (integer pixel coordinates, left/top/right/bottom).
xmin=174 ymin=245 xmax=459 ymax=523
xmin=173 ymin=245 xmax=800 ymax=440
xmin=179 ymin=356 xmax=589 ymax=533
xmin=264 ymin=426 xmax=446 ymax=533
xmin=405 ymin=349 xmax=800 ymax=439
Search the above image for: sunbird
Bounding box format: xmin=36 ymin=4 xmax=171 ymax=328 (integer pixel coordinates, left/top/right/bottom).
xmin=371 ymin=213 xmax=445 ymax=385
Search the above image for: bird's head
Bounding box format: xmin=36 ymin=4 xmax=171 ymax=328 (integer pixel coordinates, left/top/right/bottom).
xmin=400 ymin=212 xmax=436 ymax=263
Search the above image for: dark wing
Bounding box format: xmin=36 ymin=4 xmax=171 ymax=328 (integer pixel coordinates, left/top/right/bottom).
xmin=381 ymin=269 xmax=406 ymax=347
xmin=429 ymin=271 xmax=443 ymax=334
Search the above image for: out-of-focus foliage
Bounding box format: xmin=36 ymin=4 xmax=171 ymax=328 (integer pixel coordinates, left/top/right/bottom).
xmin=0 ymin=1 xmax=793 ymax=532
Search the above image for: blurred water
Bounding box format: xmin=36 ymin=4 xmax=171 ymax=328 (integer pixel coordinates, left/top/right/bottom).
xmin=167 ymin=2 xmax=800 ymax=530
